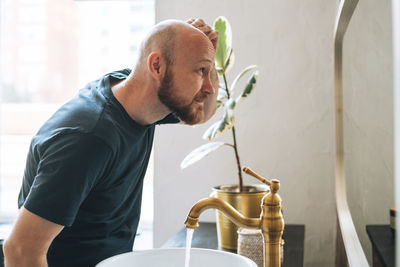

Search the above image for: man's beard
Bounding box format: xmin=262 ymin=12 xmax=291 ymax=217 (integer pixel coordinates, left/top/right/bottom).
xmin=158 ymin=67 xmax=206 ymax=125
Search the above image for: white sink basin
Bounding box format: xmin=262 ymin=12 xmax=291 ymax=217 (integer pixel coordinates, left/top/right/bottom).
xmin=96 ymin=248 xmax=257 ymax=267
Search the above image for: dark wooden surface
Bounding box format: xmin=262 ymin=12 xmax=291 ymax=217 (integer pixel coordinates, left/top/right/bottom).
xmin=162 ymin=222 xmax=305 ymax=267
xmin=366 ymin=225 xmax=395 ymax=267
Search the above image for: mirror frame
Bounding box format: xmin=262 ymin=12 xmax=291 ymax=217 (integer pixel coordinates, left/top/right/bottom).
xmin=333 ymin=0 xmax=369 ymax=265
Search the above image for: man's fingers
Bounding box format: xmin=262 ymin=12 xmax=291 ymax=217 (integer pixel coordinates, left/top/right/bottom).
xmin=192 ymin=18 xmax=206 ymax=27
xmin=186 ymin=18 xmax=210 ymax=33
xmin=192 ymin=24 xmax=215 ymax=39
xmin=187 ymin=19 xmax=207 ymax=32
xmin=202 ymin=29 xmax=219 ymax=50
xmin=186 ymin=18 xmax=218 ymax=50
xmin=186 ymin=18 xmax=205 ymax=27
xmin=197 ymin=25 xmax=212 ymax=33
xmin=207 ymin=31 xmax=218 ymax=44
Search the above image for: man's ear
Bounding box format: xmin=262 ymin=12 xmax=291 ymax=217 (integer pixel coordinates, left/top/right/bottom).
xmin=147 ymin=51 xmax=165 ymax=82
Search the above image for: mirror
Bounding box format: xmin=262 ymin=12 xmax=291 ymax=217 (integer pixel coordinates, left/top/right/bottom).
xmin=343 ymin=1 xmax=394 ymax=264
xmin=335 ymin=0 xmax=394 ymax=265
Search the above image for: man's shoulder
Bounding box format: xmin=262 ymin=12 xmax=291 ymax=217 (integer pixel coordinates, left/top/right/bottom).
xmin=38 ymin=88 xmax=105 ymax=134
xmin=34 ymin=82 xmax=119 ymax=148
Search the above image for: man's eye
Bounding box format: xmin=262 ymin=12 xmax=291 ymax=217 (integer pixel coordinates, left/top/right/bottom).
xmin=199 ymin=68 xmax=206 ymax=73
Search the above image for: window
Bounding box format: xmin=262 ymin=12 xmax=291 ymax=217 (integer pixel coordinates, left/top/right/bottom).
xmin=0 ymin=0 xmax=155 ymax=249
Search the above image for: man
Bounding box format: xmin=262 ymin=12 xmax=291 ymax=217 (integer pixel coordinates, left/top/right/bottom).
xmin=3 ymin=18 xmax=218 ymax=267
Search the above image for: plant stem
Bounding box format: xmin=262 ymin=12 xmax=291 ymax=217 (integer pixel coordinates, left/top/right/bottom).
xmin=222 ymin=69 xmax=243 ymax=192
xmin=231 ymin=126 xmax=244 ymax=192
xmin=222 ymin=72 xmax=231 ymax=99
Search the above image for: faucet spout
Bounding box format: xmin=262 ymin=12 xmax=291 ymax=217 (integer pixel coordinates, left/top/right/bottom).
xmin=184 ymin=197 xmax=261 ymax=229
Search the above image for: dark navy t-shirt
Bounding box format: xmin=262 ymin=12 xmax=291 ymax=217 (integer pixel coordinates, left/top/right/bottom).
xmin=18 ymin=69 xmax=178 ymax=267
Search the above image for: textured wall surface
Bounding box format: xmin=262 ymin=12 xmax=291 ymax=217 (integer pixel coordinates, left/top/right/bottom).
xmin=154 ymin=1 xmax=337 ymax=266
xmin=343 ymin=0 xmax=394 ymax=264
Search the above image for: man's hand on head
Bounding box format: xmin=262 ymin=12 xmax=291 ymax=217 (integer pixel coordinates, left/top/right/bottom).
xmin=186 ymin=18 xmax=218 ymax=50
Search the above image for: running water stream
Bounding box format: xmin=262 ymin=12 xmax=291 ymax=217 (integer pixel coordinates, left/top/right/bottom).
xmin=185 ymin=228 xmax=194 ymax=267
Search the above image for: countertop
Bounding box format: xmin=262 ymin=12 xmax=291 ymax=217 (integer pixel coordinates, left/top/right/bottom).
xmin=366 ymin=225 xmax=395 ymax=267
xmin=162 ymin=222 xmax=305 ymax=267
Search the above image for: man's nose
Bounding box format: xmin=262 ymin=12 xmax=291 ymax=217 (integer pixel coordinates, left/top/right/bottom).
xmin=201 ymin=75 xmax=215 ymax=95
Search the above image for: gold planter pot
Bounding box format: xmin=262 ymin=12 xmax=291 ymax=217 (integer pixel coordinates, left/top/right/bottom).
xmin=212 ymin=184 xmax=269 ymax=250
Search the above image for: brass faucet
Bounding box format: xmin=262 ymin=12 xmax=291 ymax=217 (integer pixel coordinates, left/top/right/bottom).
xmin=184 ymin=167 xmax=284 ymax=267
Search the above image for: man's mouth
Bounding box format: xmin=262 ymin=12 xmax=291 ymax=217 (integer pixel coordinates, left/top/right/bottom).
xmin=194 ymin=94 xmax=207 ymax=103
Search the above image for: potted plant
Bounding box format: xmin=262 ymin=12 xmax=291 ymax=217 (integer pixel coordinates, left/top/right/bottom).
xmin=181 ymin=16 xmax=268 ymax=250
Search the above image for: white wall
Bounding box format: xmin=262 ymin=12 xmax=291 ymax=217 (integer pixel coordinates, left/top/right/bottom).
xmin=343 ymin=0 xmax=394 ymax=264
xmin=154 ymin=1 xmax=337 ymax=266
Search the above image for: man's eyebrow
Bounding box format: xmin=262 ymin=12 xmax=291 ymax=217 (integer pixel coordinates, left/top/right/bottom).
xmin=197 ymin=59 xmax=213 ymax=64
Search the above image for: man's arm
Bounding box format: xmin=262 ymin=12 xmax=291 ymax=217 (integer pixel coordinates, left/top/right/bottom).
xmin=3 ymin=207 xmax=64 ymax=267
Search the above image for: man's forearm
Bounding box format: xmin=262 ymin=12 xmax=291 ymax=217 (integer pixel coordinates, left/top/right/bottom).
xmin=4 ymin=253 xmax=48 ymax=267
xmin=5 ymin=259 xmax=48 ymax=267
xmin=3 ymin=239 xmax=48 ymax=267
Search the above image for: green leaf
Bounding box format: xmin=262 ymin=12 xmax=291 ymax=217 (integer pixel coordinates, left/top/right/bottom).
xmin=218 ymin=87 xmax=228 ymax=98
xmin=230 ymin=65 xmax=257 ymax=95
xmin=203 ymin=99 xmax=236 ymax=141
xmin=204 ymin=98 xmax=236 ymax=140
xmin=181 ymin=142 xmax=225 ymax=169
xmin=216 ymin=99 xmax=224 ymax=109
xmin=214 ymin=16 xmax=232 ymax=71
xmin=224 ymin=98 xmax=236 ymax=120
xmin=216 ymin=87 xmax=228 ymax=109
xmin=209 ymin=117 xmax=235 ymax=140
xmin=236 ymin=70 xmax=259 ymax=103
xmin=202 ymin=120 xmax=221 ymax=141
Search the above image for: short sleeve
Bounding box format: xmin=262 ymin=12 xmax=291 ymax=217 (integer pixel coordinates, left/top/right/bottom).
xmin=23 ymin=133 xmax=113 ymax=226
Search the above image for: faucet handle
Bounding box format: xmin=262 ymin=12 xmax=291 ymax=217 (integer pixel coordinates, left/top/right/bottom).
xmin=270 ymin=179 xmax=280 ymax=193
xmin=243 ymin=166 xmax=271 ymax=186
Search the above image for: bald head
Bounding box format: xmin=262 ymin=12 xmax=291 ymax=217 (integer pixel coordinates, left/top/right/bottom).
xmin=136 ymin=20 xmax=211 ymax=71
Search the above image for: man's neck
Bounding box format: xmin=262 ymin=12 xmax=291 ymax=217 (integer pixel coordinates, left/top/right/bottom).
xmin=111 ymin=73 xmax=171 ymax=125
